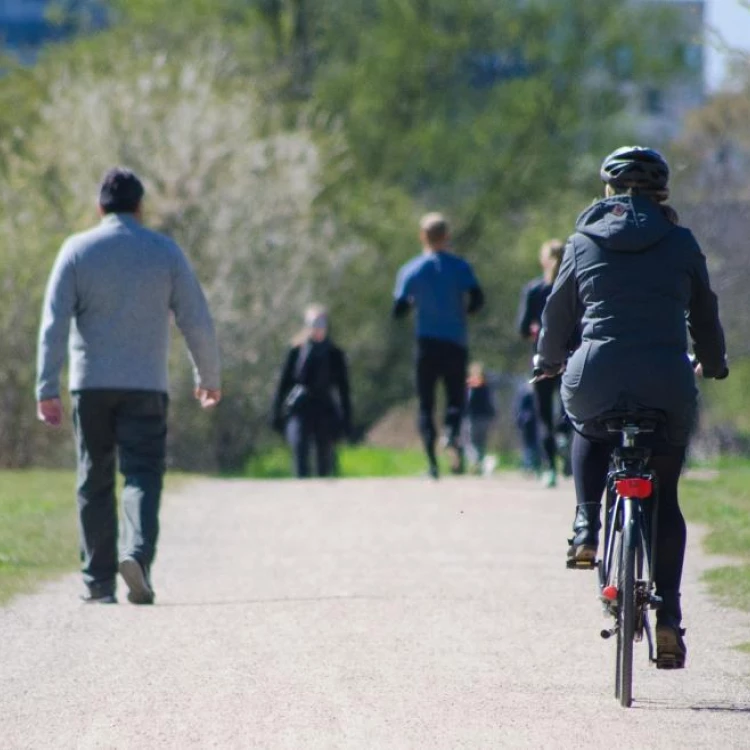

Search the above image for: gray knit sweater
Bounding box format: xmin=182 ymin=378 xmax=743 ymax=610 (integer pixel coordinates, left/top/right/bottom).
xmin=37 ymin=214 xmax=221 ymax=400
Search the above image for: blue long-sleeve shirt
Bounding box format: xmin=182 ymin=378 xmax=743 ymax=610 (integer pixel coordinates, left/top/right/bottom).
xmin=393 ymin=250 xmax=483 ymax=347
xmin=36 ymin=213 xmax=220 ymax=400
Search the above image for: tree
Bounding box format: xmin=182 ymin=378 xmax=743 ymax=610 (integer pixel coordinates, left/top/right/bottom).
xmin=0 ymin=37 xmax=416 ymax=469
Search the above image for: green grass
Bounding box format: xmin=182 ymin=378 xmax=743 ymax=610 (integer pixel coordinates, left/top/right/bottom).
xmin=244 ymin=445 xmax=431 ymax=478
xmin=682 ymin=461 xmax=750 ymax=613
xmin=0 ymin=471 xmax=78 ymax=604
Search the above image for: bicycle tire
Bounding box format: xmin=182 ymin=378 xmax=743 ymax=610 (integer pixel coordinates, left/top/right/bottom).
xmin=607 ymin=527 xmax=623 ymax=700
xmin=618 ymin=508 xmax=637 ymax=708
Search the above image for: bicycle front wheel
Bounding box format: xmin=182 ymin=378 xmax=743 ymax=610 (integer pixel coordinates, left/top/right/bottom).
xmin=618 ymin=511 xmax=637 ymax=708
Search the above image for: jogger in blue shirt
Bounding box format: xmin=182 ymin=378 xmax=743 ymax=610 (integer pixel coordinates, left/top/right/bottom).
xmin=393 ymin=213 xmax=484 ymax=478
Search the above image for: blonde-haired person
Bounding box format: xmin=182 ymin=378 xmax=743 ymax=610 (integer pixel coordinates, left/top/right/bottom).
xmin=536 ymin=146 xmax=728 ymax=668
xmin=393 ymin=212 xmax=485 ymax=478
xmin=271 ymin=305 xmax=352 ymax=478
xmin=516 ymin=238 xmax=571 ymax=488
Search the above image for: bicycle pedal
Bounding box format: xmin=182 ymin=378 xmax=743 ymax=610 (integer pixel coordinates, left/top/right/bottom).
xmin=566 ymin=559 xmax=597 ymax=570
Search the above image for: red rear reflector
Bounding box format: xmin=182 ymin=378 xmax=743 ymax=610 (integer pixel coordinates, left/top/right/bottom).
xmin=602 ymin=586 xmax=618 ymax=601
xmin=615 ymin=478 xmax=652 ymax=499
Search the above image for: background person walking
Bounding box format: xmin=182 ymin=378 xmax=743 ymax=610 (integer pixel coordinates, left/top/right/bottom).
xmin=517 ymin=239 xmax=571 ymax=488
xmin=464 ymin=362 xmax=497 ymax=475
xmin=36 ymin=167 xmax=221 ymax=605
xmin=393 ymin=213 xmax=484 ymax=478
xmin=271 ymin=305 xmax=352 ymax=478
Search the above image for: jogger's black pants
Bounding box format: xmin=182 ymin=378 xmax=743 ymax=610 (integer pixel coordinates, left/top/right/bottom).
xmin=415 ymin=337 xmax=468 ymax=460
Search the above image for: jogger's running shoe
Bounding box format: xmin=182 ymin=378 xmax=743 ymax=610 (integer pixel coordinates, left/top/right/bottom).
xmin=119 ymin=557 xmax=155 ymax=605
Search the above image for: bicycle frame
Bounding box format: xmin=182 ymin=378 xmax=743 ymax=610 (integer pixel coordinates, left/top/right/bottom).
xmin=596 ymin=418 xmax=662 ymax=707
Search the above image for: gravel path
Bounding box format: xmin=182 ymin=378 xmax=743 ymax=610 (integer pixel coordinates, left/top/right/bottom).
xmin=1 ymin=475 xmax=749 ymax=749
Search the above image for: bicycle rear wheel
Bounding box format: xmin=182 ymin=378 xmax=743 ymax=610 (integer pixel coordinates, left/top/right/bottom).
xmin=617 ymin=511 xmax=637 ymax=708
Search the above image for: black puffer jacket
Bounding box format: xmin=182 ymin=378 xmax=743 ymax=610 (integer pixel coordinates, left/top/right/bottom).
xmin=537 ymin=195 xmax=726 ymax=444
xmin=271 ymin=339 xmax=352 ymax=433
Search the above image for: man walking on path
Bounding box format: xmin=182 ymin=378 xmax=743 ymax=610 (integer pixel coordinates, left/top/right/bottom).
xmin=393 ymin=212 xmax=484 ymax=478
xmin=36 ymin=167 xmax=222 ymax=605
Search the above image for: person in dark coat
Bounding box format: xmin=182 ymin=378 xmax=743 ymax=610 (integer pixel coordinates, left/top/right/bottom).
xmin=517 ymin=239 xmax=571 ymax=488
xmin=536 ymin=146 xmax=728 ymax=668
xmin=271 ymin=305 xmax=352 ymax=478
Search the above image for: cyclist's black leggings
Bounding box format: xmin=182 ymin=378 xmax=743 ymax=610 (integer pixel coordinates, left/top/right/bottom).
xmin=415 ymin=337 xmax=468 ymax=456
xmin=534 ymin=375 xmax=563 ymax=471
xmin=571 ymin=431 xmax=687 ymax=602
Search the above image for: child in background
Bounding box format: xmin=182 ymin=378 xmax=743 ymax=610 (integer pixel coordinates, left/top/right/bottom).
xmin=465 ymin=363 xmax=496 ymax=475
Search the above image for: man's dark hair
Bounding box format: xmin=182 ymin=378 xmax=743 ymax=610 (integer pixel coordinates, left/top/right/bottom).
xmin=98 ymin=167 xmax=145 ymax=214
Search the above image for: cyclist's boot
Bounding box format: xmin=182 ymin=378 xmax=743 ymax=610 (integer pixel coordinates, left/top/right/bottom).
xmin=566 ymin=503 xmax=600 ymax=566
xmin=656 ymin=591 xmax=686 ymax=669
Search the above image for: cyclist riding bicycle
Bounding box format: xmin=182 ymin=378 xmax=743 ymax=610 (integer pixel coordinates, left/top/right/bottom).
xmin=535 ymin=146 xmax=728 ymax=668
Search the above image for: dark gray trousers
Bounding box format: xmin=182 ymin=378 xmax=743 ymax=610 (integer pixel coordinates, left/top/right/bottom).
xmin=71 ymin=390 xmax=168 ymax=595
xmin=285 ymin=414 xmax=335 ymax=478
xmin=467 ymin=417 xmax=492 ymax=463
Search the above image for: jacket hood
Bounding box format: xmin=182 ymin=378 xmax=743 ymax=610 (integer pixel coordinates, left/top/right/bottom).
xmin=575 ymin=195 xmax=675 ymax=252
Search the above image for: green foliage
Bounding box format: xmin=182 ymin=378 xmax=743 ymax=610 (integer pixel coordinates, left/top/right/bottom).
xmin=0 ymin=0 xmax=706 ymax=469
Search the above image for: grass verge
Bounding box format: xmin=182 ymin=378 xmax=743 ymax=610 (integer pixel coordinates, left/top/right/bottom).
xmin=244 ymin=445 xmax=429 ymax=478
xmin=0 ymin=471 xmax=78 ymax=605
xmin=243 ymin=444 xmax=517 ymax=479
xmin=681 ymin=460 xmax=750 ymax=649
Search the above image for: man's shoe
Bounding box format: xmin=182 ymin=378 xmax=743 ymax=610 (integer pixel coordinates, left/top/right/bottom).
xmin=119 ymin=557 xmax=155 ymax=605
xmin=655 ymin=619 xmax=687 ymax=669
xmin=427 ymin=461 xmax=440 ymax=480
xmin=80 ymin=591 xmax=117 ymax=604
xmin=542 ymin=470 xmax=557 ymax=488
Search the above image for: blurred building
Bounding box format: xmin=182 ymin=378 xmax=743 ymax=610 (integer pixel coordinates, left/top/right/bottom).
xmin=624 ymin=0 xmax=706 ymax=142
xmin=469 ymin=0 xmax=706 ymax=142
xmin=0 ymin=0 xmax=104 ymax=62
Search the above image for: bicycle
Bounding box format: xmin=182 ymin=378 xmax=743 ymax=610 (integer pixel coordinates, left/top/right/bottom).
xmin=567 ymin=410 xmax=666 ymax=708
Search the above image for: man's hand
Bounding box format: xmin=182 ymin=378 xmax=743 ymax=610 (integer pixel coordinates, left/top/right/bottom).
xmin=37 ymin=398 xmax=63 ymax=427
xmin=195 ymin=388 xmax=222 ymax=409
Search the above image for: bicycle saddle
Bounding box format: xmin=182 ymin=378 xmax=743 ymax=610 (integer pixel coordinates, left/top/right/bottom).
xmin=594 ymin=409 xmax=667 ymax=434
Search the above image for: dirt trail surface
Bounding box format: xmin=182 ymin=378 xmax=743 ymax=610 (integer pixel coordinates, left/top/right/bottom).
xmin=1 ymin=475 xmax=749 ymax=749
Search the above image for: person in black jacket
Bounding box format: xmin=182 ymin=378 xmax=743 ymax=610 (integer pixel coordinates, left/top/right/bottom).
xmin=271 ymin=305 xmax=352 ymax=478
xmin=536 ymin=146 xmax=728 ymax=668
xmin=517 ymin=239 xmax=570 ymax=488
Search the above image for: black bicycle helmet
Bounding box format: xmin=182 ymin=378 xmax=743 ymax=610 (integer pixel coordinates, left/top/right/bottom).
xmin=600 ymin=146 xmax=669 ymax=194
